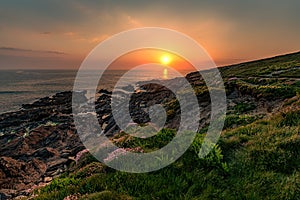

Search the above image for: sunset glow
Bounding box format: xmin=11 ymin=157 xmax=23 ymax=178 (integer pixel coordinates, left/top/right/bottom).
xmin=107 ymin=49 xmax=195 ymax=72
xmin=0 ymin=1 xmax=299 ymax=70
xmin=160 ymin=55 xmax=172 ymax=65
xmin=163 ymin=68 xmax=168 ymax=79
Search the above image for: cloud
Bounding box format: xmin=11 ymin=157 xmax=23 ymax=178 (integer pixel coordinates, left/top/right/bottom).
xmin=0 ymin=47 xmax=82 ymax=69
xmin=0 ymin=0 xmax=299 ymax=69
xmin=0 ymin=47 xmax=66 ymax=55
xmin=41 ymin=31 xmax=51 ymax=35
xmin=0 ymin=53 xmax=81 ymax=70
xmin=126 ymin=15 xmax=142 ymax=27
xmin=88 ymin=34 xmax=109 ymax=44
xmin=64 ymin=32 xmax=77 ymax=37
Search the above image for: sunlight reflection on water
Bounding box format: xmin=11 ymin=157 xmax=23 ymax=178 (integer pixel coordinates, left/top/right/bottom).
xmin=0 ymin=69 xmax=191 ymax=113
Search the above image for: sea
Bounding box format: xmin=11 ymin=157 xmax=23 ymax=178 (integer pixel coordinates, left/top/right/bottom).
xmin=0 ymin=69 xmax=191 ymax=114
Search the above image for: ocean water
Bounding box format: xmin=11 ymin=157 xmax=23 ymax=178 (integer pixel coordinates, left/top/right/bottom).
xmin=0 ymin=69 xmax=191 ymax=114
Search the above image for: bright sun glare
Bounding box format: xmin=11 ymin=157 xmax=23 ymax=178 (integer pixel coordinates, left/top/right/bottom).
xmin=160 ymin=55 xmax=172 ymax=65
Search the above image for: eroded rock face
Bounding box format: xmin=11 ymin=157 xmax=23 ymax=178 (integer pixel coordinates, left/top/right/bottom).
xmin=0 ymin=85 xmax=196 ymax=198
xmin=0 ymin=157 xmax=46 ymax=190
xmin=0 ymin=92 xmax=86 ymax=198
xmin=0 ymin=124 xmax=84 ymax=198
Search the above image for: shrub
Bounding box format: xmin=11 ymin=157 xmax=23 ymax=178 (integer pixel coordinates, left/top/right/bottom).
xmin=234 ymin=102 xmax=255 ymax=114
xmin=224 ymin=114 xmax=256 ymax=129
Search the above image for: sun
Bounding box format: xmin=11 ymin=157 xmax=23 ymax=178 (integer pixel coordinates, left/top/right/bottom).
xmin=160 ymin=55 xmax=172 ymax=65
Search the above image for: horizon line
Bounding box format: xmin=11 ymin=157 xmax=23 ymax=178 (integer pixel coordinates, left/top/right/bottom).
xmin=0 ymin=50 xmax=298 ymax=71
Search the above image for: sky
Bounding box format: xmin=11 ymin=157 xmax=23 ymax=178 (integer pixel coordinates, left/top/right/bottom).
xmin=0 ymin=0 xmax=299 ymax=69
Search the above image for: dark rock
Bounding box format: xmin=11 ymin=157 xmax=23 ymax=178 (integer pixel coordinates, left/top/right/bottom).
xmin=46 ymin=158 xmax=68 ymax=172
xmin=32 ymin=147 xmax=59 ymax=160
xmin=98 ymin=89 xmax=112 ymax=95
xmin=73 ymin=90 xmax=88 ymax=104
xmin=0 ymin=189 xmax=16 ymax=200
xmin=0 ymin=156 xmax=46 ymax=192
xmin=121 ymin=84 xmax=134 ymax=92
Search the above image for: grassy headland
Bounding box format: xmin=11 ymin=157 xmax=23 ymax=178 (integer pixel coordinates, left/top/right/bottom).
xmin=32 ymin=52 xmax=300 ymax=200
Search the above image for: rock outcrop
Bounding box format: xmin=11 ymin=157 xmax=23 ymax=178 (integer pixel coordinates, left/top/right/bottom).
xmin=0 ymin=75 xmax=284 ymax=199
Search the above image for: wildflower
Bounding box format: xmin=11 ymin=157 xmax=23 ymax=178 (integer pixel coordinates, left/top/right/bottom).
xmin=75 ymin=149 xmax=89 ymax=164
xmin=103 ymin=147 xmax=144 ymax=163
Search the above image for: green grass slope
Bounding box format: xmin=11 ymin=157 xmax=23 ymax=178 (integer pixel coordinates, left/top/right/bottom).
xmin=32 ymin=52 xmax=300 ymax=200
xmin=220 ymin=51 xmax=300 ymax=78
xmin=33 ymin=97 xmax=300 ymax=200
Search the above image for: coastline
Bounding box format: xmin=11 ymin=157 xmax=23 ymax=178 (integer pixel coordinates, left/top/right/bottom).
xmin=1 ymin=52 xmax=300 ymax=199
xmin=0 ymin=74 xmax=291 ymax=199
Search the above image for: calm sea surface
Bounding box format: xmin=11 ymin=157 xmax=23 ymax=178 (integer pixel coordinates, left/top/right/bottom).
xmin=0 ymin=69 xmax=191 ymax=114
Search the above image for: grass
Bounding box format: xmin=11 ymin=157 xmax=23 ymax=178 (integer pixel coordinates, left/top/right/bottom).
xmin=32 ymin=52 xmax=300 ymax=199
xmin=233 ymin=102 xmax=256 ymax=114
xmin=33 ymin=98 xmax=300 ymax=200
xmin=230 ymin=79 xmax=299 ymax=100
xmin=80 ymin=191 xmax=132 ymax=200
xmin=220 ymin=51 xmax=300 ymax=78
xmin=224 ymin=114 xmax=257 ymax=129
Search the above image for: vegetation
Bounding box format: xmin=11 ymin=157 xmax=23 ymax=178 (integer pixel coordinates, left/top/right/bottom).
xmin=33 ymin=98 xmax=300 ymax=200
xmin=220 ymin=52 xmax=300 ymax=78
xmin=33 ymin=52 xmax=300 ymax=199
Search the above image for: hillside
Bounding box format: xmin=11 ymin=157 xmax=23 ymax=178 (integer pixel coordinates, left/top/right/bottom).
xmin=0 ymin=51 xmax=299 ymax=200
xmin=34 ymin=97 xmax=300 ymax=200
xmin=220 ymin=51 xmax=300 ymax=78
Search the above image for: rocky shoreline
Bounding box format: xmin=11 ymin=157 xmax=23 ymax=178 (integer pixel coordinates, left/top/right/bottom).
xmin=0 ymin=82 xmax=184 ymax=199
xmin=0 ymin=91 xmax=83 ymax=199
xmin=0 ymin=72 xmax=286 ymax=199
